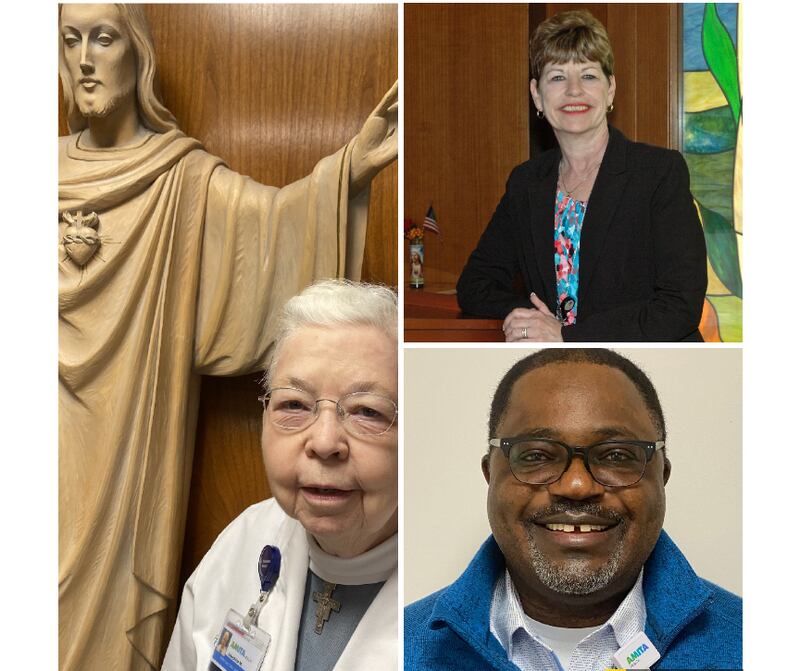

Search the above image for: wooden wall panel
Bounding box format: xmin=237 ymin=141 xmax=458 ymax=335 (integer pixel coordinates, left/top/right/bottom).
xmin=604 ymin=4 xmax=635 ymax=138
xmin=59 ymin=3 xmax=398 ymax=638
xmin=59 ymin=3 xmax=397 ymax=283
xmin=404 ymin=3 xmax=530 ymax=288
xmin=182 ymin=375 xmax=269 ymax=582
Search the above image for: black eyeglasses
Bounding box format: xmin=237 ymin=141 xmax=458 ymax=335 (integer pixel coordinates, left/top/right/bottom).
xmin=488 ymin=436 xmax=665 ymax=488
xmin=259 ymin=387 xmax=398 ymax=437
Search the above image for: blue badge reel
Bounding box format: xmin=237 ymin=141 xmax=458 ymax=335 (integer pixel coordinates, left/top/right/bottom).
xmin=208 ymin=546 xmax=282 ymax=671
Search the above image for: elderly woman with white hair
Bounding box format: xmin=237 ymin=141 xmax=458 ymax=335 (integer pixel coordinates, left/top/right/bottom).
xmin=163 ymin=280 xmax=398 ymax=671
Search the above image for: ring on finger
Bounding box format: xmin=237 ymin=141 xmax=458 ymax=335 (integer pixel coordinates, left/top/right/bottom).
xmin=521 ymin=327 xmax=528 ymax=339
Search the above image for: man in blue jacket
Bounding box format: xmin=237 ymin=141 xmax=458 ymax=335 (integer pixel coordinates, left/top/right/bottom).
xmin=405 ymin=349 xmax=742 ymax=670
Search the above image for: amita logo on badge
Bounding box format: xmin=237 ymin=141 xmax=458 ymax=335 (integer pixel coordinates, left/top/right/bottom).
xmin=626 ymin=643 xmax=650 ymax=666
xmin=229 ymin=640 xmax=248 ymax=658
xmin=612 ymin=631 xmax=661 ymax=670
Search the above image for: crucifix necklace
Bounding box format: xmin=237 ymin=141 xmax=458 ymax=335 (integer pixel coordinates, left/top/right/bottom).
xmin=312 ymin=581 xmax=341 ymax=634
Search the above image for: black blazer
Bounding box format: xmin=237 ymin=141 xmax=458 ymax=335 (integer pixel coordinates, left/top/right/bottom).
xmin=456 ymin=127 xmax=708 ymax=342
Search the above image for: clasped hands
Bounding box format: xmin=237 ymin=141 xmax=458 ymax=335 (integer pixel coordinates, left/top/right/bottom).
xmin=503 ymin=293 xmax=564 ymax=342
xmin=350 ymin=80 xmax=398 ymax=196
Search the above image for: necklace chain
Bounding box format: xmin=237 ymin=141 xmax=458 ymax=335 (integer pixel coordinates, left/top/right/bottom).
xmin=558 ymin=135 xmax=609 ymax=199
xmin=558 ymin=158 xmax=603 ymax=199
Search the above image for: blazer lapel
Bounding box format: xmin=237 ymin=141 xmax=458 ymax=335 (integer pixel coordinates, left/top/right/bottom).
xmin=527 ymin=152 xmax=560 ymax=311
xmin=578 ymin=126 xmax=629 ymax=304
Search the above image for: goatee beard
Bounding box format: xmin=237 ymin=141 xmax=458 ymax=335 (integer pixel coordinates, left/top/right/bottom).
xmin=524 ymin=502 xmax=626 ymax=595
xmin=79 ymin=93 xmax=122 ymax=119
xmin=77 ymin=83 xmax=136 ymax=120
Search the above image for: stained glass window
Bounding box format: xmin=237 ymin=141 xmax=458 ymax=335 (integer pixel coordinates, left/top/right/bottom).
xmin=682 ymin=3 xmax=742 ymax=342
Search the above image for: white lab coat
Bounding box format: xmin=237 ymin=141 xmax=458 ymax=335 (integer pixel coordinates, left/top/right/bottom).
xmin=162 ymin=499 xmax=397 ymax=670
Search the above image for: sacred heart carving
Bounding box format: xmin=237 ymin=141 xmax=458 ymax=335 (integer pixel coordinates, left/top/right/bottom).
xmin=62 ymin=210 xmax=101 ymax=266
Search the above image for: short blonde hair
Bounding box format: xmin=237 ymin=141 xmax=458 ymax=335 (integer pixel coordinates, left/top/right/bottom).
xmin=529 ymin=10 xmax=614 ymax=81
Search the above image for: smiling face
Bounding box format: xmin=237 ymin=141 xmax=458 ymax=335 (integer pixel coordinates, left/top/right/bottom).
xmin=530 ymin=60 xmax=615 ymax=141
xmin=60 ymin=4 xmax=138 ymax=120
xmin=262 ymin=325 xmax=398 ymax=558
xmin=483 ymin=362 xmax=669 ymax=615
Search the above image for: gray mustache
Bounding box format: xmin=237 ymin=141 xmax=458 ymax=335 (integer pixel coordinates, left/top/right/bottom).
xmin=529 ymin=502 xmax=623 ymax=525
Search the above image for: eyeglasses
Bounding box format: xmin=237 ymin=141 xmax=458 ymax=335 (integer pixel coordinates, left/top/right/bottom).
xmin=488 ymin=436 xmax=665 ymax=488
xmin=258 ymin=387 xmax=398 ymax=437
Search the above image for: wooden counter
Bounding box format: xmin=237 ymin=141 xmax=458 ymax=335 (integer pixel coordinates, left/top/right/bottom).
xmin=404 ymin=289 xmax=504 ymax=342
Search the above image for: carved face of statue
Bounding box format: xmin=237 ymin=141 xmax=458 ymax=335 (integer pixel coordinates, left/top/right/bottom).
xmin=261 ymin=325 xmax=398 ymax=558
xmin=60 ymin=4 xmax=138 ymax=121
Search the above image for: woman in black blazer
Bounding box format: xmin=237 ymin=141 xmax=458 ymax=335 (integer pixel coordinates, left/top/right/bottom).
xmin=457 ymin=11 xmax=707 ymax=342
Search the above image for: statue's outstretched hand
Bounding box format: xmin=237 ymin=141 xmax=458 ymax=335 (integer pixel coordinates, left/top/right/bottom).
xmin=350 ymin=80 xmax=398 ymax=196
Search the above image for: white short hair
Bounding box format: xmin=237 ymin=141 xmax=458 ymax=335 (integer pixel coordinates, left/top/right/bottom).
xmin=264 ymin=280 xmax=397 ymax=386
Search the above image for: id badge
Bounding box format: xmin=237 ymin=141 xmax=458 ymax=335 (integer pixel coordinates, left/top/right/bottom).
xmin=208 ymin=609 xmax=271 ymax=671
xmin=612 ymin=631 xmax=660 ymax=670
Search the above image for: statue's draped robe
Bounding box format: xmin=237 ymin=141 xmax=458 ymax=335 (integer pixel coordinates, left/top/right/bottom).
xmin=58 ymin=129 xmax=368 ymax=670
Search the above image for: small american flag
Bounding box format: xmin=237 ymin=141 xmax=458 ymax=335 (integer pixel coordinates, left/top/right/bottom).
xmin=423 ymin=205 xmax=440 ymax=235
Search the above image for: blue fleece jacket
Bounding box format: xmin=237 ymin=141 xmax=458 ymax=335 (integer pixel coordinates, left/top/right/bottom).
xmin=405 ymin=531 xmax=741 ymax=670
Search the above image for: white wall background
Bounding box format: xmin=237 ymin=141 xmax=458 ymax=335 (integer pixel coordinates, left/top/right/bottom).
xmin=404 ymin=346 xmax=742 ymax=604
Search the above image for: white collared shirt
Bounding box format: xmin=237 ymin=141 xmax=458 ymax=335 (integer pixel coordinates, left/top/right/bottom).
xmin=489 ymin=569 xmax=646 ymax=671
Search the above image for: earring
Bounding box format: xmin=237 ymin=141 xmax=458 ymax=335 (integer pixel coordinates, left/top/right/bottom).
xmin=607 ymin=103 xmax=614 ymax=114
xmin=536 ymin=108 xmax=544 ymax=119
